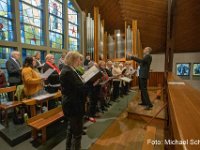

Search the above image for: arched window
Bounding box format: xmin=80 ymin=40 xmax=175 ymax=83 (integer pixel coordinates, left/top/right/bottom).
xmin=0 ymin=0 xmax=13 ymax=41
xmin=68 ymin=0 xmax=80 ymax=51
xmin=49 ymin=0 xmax=63 ymax=49
xmin=19 ymin=0 xmax=43 ymax=45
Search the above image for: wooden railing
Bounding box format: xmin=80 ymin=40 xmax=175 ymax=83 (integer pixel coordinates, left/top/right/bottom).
xmin=132 ymin=72 xmax=164 ymax=87
xmin=167 ymin=72 xmax=200 ymax=150
xmin=148 ymin=72 xmax=164 ymax=87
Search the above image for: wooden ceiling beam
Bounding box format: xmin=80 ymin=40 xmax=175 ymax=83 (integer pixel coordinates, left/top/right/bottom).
xmin=119 ymin=0 xmax=167 ymax=12
xmin=120 ymin=6 xmax=167 ymax=18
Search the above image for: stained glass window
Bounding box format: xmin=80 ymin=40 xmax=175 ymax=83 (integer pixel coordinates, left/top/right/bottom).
xmin=19 ymin=0 xmax=44 ymax=45
xmin=0 ymin=0 xmax=13 ymax=41
xmin=50 ymin=51 xmax=61 ymax=66
xmin=22 ymin=49 xmax=46 ymax=64
xmin=0 ymin=46 xmax=14 ymax=79
xmin=49 ymin=0 xmax=63 ymax=49
xmin=68 ymin=0 xmax=80 ymax=51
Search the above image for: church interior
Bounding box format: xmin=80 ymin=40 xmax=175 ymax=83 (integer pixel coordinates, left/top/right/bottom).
xmin=0 ymin=0 xmax=200 ymax=150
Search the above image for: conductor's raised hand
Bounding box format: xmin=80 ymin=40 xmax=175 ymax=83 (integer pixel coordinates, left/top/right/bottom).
xmin=126 ymin=53 xmax=133 ymax=60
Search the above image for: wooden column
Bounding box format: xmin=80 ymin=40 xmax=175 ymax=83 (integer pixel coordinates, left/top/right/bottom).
xmin=165 ymin=1 xmax=176 ymax=146
xmin=114 ymin=32 xmax=117 ymax=59
xmin=103 ymin=32 xmax=108 ymax=61
xmin=13 ymin=0 xmax=21 ymax=43
xmin=102 ymin=20 xmax=105 ymax=60
xmin=131 ymin=20 xmax=138 ymax=87
xmin=63 ymin=0 xmax=68 ymax=50
xmin=44 ymin=0 xmax=50 ymax=49
xmin=137 ymin=29 xmax=143 ymax=58
xmin=13 ymin=0 xmax=22 ymax=62
xmin=165 ymin=0 xmax=176 ymax=91
xmin=124 ymin=21 xmax=127 ymax=60
xmin=165 ymin=0 xmax=176 ymax=73
xmin=94 ymin=7 xmax=99 ymax=63
xmin=132 ymin=20 xmax=137 ymax=68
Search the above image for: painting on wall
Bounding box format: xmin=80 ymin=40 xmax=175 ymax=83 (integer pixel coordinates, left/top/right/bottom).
xmin=192 ymin=63 xmax=200 ymax=76
xmin=176 ymin=63 xmax=190 ymax=76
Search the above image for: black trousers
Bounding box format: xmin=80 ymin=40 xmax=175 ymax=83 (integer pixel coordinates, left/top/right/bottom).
xmin=65 ymin=116 xmax=83 ymax=150
xmin=112 ymin=81 xmax=120 ymax=100
xmin=88 ymin=86 xmax=99 ymax=117
xmin=139 ymin=78 xmax=152 ymax=107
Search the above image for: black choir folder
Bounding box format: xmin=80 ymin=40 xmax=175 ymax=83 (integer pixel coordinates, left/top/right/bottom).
xmin=82 ymin=66 xmax=102 ymax=83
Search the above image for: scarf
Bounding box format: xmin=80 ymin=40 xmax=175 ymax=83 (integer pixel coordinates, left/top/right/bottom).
xmin=46 ymin=61 xmax=61 ymax=74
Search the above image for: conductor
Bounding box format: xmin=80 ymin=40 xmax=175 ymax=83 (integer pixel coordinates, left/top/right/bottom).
xmin=127 ymin=47 xmax=153 ymax=110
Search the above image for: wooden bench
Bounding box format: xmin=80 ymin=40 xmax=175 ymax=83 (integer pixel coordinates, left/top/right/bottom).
xmin=27 ymin=106 xmax=64 ymax=144
xmin=22 ymin=91 xmax=62 ymax=117
xmin=0 ymin=86 xmax=22 ymax=127
xmin=142 ymin=126 xmax=157 ymax=150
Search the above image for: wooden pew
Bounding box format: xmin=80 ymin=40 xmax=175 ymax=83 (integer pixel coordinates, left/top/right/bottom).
xmin=142 ymin=126 xmax=157 ymax=150
xmin=27 ymin=106 xmax=64 ymax=144
xmin=22 ymin=91 xmax=62 ymax=117
xmin=0 ymin=86 xmax=22 ymax=127
xmin=167 ymin=73 xmax=200 ymax=150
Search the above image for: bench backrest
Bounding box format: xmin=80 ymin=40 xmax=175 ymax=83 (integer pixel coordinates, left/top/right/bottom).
xmin=0 ymin=86 xmax=16 ymax=94
xmin=0 ymin=86 xmax=16 ymax=101
xmin=27 ymin=106 xmax=63 ymax=124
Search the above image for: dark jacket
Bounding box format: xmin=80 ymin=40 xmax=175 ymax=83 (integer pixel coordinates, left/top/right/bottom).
xmin=105 ymin=68 xmax=113 ymax=77
xmin=6 ymin=58 xmax=22 ymax=85
xmin=131 ymin=54 xmax=152 ymax=79
xmin=43 ymin=63 xmax=60 ymax=93
xmin=60 ymin=65 xmax=85 ymax=117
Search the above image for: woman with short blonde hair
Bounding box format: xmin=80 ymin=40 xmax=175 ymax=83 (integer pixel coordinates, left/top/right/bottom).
xmin=60 ymin=51 xmax=86 ymax=150
xmin=64 ymin=51 xmax=82 ymax=67
xmin=45 ymin=54 xmax=54 ymax=62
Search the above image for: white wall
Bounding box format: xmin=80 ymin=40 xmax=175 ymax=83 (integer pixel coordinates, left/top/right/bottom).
xmin=173 ymin=52 xmax=200 ymax=90
xmin=150 ymin=52 xmax=200 ymax=90
xmin=151 ymin=54 xmax=165 ymax=72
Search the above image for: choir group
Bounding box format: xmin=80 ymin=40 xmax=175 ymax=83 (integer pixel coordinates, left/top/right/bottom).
xmin=0 ymin=50 xmax=136 ymax=149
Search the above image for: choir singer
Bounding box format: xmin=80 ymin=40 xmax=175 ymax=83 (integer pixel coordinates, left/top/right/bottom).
xmin=60 ymin=51 xmax=86 ymax=150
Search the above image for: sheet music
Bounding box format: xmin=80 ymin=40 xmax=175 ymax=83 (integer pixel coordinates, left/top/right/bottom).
xmin=3 ymin=102 xmax=13 ymax=105
xmin=40 ymin=68 xmax=54 ymax=79
xmin=120 ymin=77 xmax=132 ymax=82
xmin=81 ymin=66 xmax=100 ymax=83
xmin=33 ymin=93 xmax=56 ymax=101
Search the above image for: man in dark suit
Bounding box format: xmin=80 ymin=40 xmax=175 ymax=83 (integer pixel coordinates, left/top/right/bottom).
xmin=6 ymin=51 xmax=22 ymax=86
xmin=128 ymin=47 xmax=153 ymax=110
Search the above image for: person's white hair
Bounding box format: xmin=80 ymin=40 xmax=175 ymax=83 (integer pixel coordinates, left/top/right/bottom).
xmin=107 ymin=60 xmax=112 ymax=65
xmin=11 ymin=51 xmax=20 ymax=58
xmin=145 ymin=47 xmax=152 ymax=54
xmin=64 ymin=51 xmax=82 ymax=66
xmin=45 ymin=54 xmax=54 ymax=61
